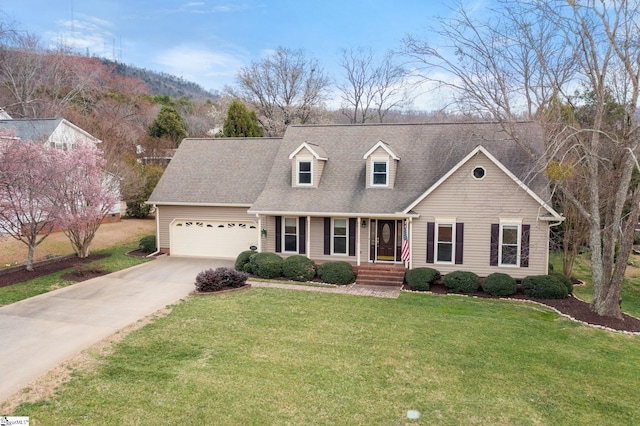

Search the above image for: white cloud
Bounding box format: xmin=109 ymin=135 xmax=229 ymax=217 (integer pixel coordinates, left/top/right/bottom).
xmin=154 ymin=45 xmax=247 ymax=92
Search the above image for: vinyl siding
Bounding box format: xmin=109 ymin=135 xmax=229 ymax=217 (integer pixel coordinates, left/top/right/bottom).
xmin=410 ymin=152 xmax=550 ymax=279
xmin=157 ymin=205 xmax=256 ymax=251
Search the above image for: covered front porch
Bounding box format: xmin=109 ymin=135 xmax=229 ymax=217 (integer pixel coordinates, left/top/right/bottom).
xmin=256 ymin=215 xmax=415 ymax=268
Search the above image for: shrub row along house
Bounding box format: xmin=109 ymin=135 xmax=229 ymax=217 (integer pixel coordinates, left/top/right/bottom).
xmin=148 ymin=122 xmax=563 ymax=279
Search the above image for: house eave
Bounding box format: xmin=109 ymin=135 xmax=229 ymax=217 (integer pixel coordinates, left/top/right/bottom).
xmin=247 ymin=209 xmax=419 ymax=218
xmin=146 ymin=201 xmax=253 ymax=208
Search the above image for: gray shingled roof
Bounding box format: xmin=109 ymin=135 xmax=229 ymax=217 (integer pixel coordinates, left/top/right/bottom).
xmin=0 ymin=118 xmax=64 ymax=142
xmin=148 ymin=137 xmax=282 ymax=205
xmin=249 ymin=122 xmax=549 ymax=215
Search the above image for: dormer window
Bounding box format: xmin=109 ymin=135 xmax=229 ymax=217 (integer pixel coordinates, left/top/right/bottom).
xmin=297 ymin=159 xmax=312 ymax=185
xmin=372 ymin=160 xmax=388 ymax=186
xmin=289 ymin=142 xmax=327 ymax=188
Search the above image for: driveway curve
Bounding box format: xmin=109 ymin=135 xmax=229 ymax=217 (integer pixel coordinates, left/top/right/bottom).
xmin=0 ymin=256 xmax=232 ymax=403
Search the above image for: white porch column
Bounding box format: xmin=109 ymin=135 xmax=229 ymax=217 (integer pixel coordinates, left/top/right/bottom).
xmin=257 ymin=215 xmax=262 ymax=253
xmin=356 ymin=216 xmax=361 ymax=266
xmin=306 ymin=216 xmax=311 ymax=259
xmin=408 ymin=217 xmax=413 ymax=269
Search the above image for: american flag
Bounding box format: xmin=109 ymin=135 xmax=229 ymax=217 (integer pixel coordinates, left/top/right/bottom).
xmin=401 ymin=223 xmax=410 ymax=261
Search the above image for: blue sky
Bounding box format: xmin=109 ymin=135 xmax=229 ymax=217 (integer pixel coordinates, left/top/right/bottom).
xmin=1 ymin=1 xmax=473 ymax=108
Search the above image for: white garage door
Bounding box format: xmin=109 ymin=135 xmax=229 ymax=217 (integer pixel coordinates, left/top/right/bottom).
xmin=171 ymin=220 xmax=258 ymax=258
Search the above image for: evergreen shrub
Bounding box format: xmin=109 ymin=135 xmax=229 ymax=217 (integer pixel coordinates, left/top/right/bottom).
xmin=282 ymin=255 xmax=316 ymax=281
xmin=481 ymin=272 xmax=517 ymax=296
xmin=235 ymin=250 xmax=257 ymax=271
xmin=443 ymin=271 xmax=480 ymax=293
xmin=522 ymin=275 xmax=568 ymax=299
xmin=405 ymin=267 xmax=440 ymax=291
xmin=249 ymin=252 xmax=283 ymax=279
xmin=318 ymin=261 xmax=354 ymax=285
xmin=138 ymin=235 xmax=157 ymax=253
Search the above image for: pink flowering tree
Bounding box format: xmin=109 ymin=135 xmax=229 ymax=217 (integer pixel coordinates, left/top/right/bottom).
xmin=0 ymin=129 xmax=61 ymax=271
xmin=49 ymin=142 xmax=118 ymax=258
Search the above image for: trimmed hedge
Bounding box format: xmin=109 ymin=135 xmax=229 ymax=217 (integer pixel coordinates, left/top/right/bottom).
xmin=522 ymin=275 xmax=568 ymax=299
xmin=318 ymin=261 xmax=354 ymax=285
xmin=195 ymin=267 xmax=248 ymax=292
xmin=551 ymin=272 xmax=574 ymax=295
xmin=481 ymin=272 xmax=517 ymax=296
xmin=283 ymin=255 xmax=317 ymax=282
xmin=138 ymin=235 xmax=157 ymax=253
xmin=405 ymin=267 xmax=440 ymax=291
xmin=235 ymin=250 xmax=257 ymax=272
xmin=443 ymin=271 xmax=480 ymax=293
xmin=249 ymin=252 xmax=284 ymax=279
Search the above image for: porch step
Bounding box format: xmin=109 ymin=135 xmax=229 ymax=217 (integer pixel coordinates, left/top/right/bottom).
xmin=355 ymin=264 xmax=406 ymax=287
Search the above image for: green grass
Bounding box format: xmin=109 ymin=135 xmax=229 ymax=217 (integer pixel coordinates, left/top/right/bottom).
xmin=550 ymin=251 xmax=640 ymax=318
xmin=0 ymin=245 xmax=151 ymax=307
xmin=14 ymin=288 xmax=640 ymax=425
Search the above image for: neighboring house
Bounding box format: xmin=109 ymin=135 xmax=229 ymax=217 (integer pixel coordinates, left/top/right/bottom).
xmin=0 ymin=117 xmax=121 ymax=222
xmin=148 ymin=122 xmax=563 ymax=279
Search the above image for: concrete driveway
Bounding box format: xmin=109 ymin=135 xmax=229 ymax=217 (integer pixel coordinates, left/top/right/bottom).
xmin=0 ymin=256 xmax=233 ymax=403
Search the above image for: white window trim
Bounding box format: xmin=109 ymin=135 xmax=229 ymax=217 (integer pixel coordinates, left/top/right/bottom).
xmin=435 ymin=222 xmax=455 ymax=264
xmin=332 ymin=218 xmax=349 ymax=255
xmin=499 ymin=223 xmax=521 ymax=267
xmin=296 ymin=158 xmax=313 ymax=186
xmin=371 ymin=157 xmax=389 ymax=187
xmin=283 ymin=217 xmax=298 ymax=253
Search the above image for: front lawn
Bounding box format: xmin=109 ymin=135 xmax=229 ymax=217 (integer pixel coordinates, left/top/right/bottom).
xmin=13 ymin=288 xmax=640 ymax=425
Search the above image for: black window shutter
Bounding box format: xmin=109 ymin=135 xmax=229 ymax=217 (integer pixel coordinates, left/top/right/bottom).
xmin=490 ymin=224 xmax=499 ymax=266
xmin=426 ymin=222 xmax=435 ymax=263
xmin=324 ymin=217 xmax=331 ymax=255
xmin=520 ymin=224 xmax=530 ymax=267
xmin=455 ymin=223 xmax=464 ymax=265
xmin=348 ymin=218 xmax=357 ymax=256
xmin=275 ymin=216 xmax=282 ymax=253
xmin=299 ymin=217 xmax=306 ymax=254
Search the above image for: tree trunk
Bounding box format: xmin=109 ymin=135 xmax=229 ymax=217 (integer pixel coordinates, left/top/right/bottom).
xmin=26 ymin=243 xmax=35 ymax=272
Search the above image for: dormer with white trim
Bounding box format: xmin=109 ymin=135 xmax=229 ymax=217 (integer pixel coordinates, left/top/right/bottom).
xmin=363 ymin=140 xmax=399 ymax=188
xmin=289 ymin=142 xmax=328 ymax=188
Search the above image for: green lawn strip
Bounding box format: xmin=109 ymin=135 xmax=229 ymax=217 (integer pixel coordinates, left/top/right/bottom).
xmin=0 ymin=245 xmax=150 ymax=307
xmin=15 ymin=289 xmax=640 ymax=425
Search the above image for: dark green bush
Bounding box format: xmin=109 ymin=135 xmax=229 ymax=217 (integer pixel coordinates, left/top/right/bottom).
xmin=551 ymin=273 xmax=573 ymax=295
xmin=282 ymin=255 xmax=316 ymax=282
xmin=249 ymin=252 xmax=283 ymax=279
xmin=481 ymin=272 xmax=517 ymax=296
xmin=405 ymin=267 xmax=440 ymax=291
xmin=522 ymin=275 xmax=568 ymax=299
xmin=126 ymin=200 xmax=152 ymax=218
xmin=443 ymin=271 xmax=480 ymax=293
xmin=138 ymin=235 xmax=156 ymax=253
xmin=194 ymin=267 xmax=248 ymax=292
xmin=318 ymin=261 xmax=354 ymax=285
xmin=235 ymin=250 xmax=257 ymax=271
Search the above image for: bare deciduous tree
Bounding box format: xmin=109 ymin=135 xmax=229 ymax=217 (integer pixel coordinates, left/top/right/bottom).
xmin=404 ymin=0 xmax=640 ymax=319
xmin=337 ymin=47 xmax=410 ymax=123
xmin=231 ymin=47 xmax=330 ymax=136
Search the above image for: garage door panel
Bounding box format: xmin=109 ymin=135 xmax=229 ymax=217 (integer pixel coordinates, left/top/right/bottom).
xmin=171 ymin=220 xmax=258 ymax=258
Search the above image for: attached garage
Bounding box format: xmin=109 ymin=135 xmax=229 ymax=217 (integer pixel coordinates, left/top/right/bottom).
xmin=170 ymin=219 xmax=259 ymax=259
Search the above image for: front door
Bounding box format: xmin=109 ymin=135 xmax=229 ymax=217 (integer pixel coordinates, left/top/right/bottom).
xmin=377 ymin=220 xmax=396 ymax=261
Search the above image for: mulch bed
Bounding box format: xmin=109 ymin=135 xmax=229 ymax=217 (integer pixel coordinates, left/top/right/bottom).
xmin=419 ymin=283 xmax=640 ymax=333
xmin=0 ymin=254 xmax=110 ymax=288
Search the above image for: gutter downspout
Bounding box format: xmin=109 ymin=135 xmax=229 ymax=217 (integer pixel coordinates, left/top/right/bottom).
xmin=146 ymin=204 xmax=162 ymax=257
